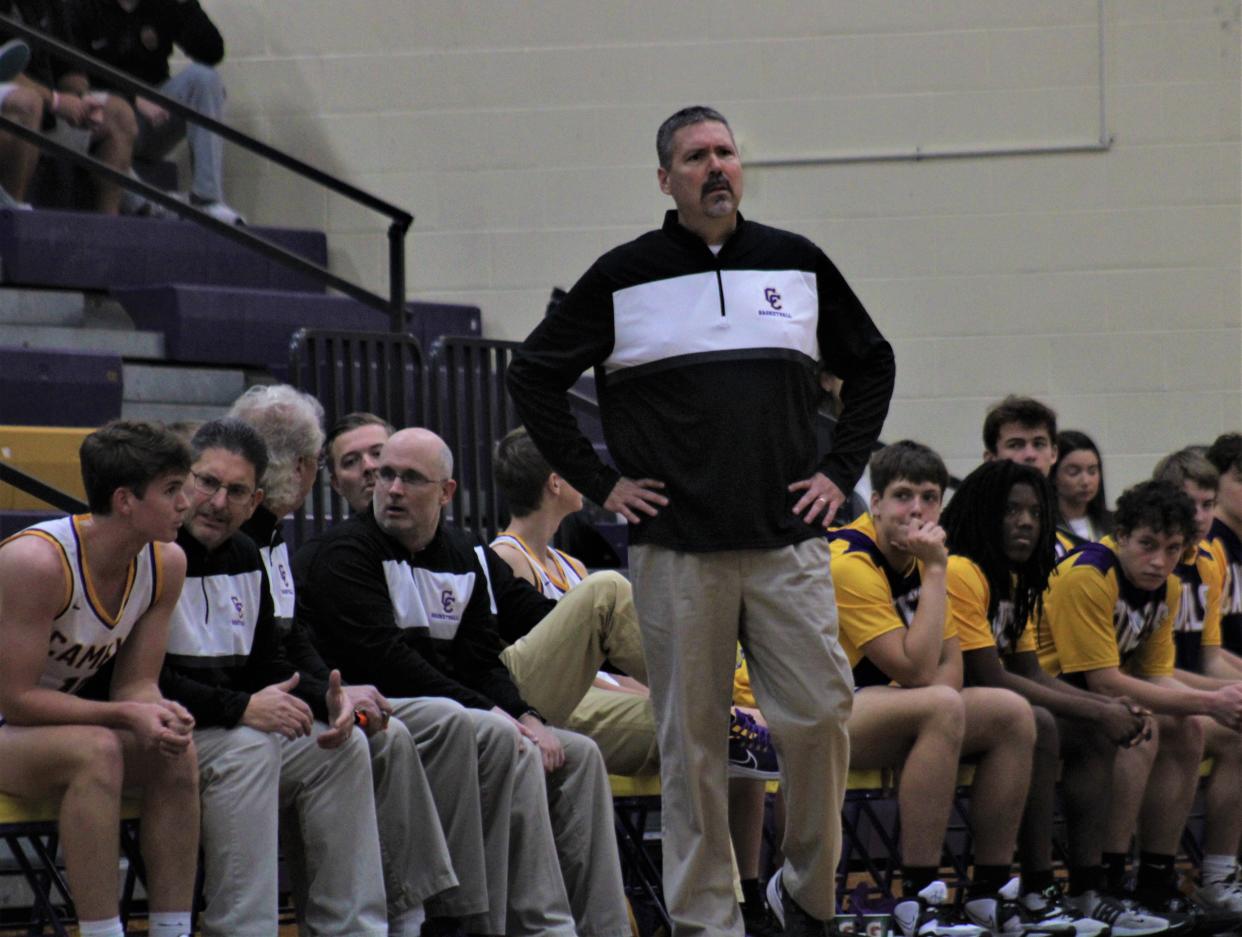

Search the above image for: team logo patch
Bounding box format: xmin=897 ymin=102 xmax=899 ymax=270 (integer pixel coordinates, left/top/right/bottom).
xmin=759 ymin=286 xmax=791 ymax=319
xmin=441 ymin=589 xmax=455 ymax=614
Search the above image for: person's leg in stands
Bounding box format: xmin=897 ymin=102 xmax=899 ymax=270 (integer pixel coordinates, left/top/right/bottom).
xmin=542 ymin=727 xmax=630 ymax=937
xmin=139 ymin=64 xmax=228 ymax=208
xmin=847 ymin=684 xmax=965 ymax=889
xmin=1195 ymin=717 xmax=1242 ymax=907
xmin=364 ymin=713 xmax=457 ymax=925
xmin=1100 ymin=726 xmax=1159 ymax=894
xmin=194 ymin=725 xmax=284 ymax=937
xmin=0 ymin=83 xmax=42 ymax=202
xmin=1055 ymin=716 xmax=1122 ymax=903
xmin=0 ymin=725 xmax=147 ymax=922
xmin=1015 ymin=705 xmax=1062 ymax=896
xmin=88 ymin=94 xmax=137 ymax=215
xmin=277 ymin=726 xmax=387 ymax=936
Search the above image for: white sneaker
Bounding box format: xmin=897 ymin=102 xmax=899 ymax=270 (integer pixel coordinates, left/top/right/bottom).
xmin=1065 ymin=891 xmax=1171 ymax=937
xmin=964 ymin=879 xmax=1076 ymax=937
xmin=892 ymin=881 xmax=987 ymax=937
xmin=193 ymin=198 xmax=245 ymax=225
xmin=1193 ymin=878 xmax=1242 ymax=913
xmin=1020 ymin=881 xmax=1110 ymax=937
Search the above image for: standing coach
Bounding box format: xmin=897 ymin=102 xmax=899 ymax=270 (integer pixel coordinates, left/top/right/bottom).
xmin=507 ymin=105 xmax=895 ymax=936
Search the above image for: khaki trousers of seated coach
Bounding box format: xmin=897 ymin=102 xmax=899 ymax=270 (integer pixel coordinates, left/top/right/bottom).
xmin=501 ymin=570 xmax=660 ymax=775
xmin=631 ymin=538 xmax=854 ymax=936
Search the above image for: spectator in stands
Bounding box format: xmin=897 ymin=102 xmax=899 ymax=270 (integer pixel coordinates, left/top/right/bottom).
xmin=1151 ymin=449 xmax=1242 ymax=913
xmin=63 ymin=0 xmax=243 ymax=224
xmin=295 ymin=426 xmax=631 ymax=937
xmin=0 ymin=0 xmax=143 ymax=213
xmin=160 ymin=418 xmax=387 ymax=937
xmin=1042 ymin=479 xmax=1242 ymax=925
xmin=229 ymin=385 xmax=463 ymax=937
xmin=1206 ymin=434 xmax=1242 ymax=654
xmin=941 ymin=459 xmax=1157 ymax=936
xmin=1053 ymin=430 xmax=1113 ymax=546
xmin=325 ymin=411 xmax=393 ymax=515
xmin=0 ymin=420 xmax=198 ymax=937
xmin=822 ymin=440 xmax=1037 ymax=937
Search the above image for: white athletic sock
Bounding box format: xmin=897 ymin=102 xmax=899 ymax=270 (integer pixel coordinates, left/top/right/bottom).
xmin=78 ymin=918 xmax=124 ymax=937
xmin=390 ymin=903 xmax=427 ymax=937
xmin=1202 ymin=854 xmax=1240 ymax=886
xmin=149 ymin=911 xmax=193 ymax=937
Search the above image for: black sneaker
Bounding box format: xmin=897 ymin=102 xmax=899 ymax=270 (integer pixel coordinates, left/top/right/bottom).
xmin=891 ymin=881 xmax=987 ymax=937
xmin=743 ymin=895 xmax=785 ymax=937
xmin=729 ymin=710 xmax=780 ymax=779
xmin=766 ymin=866 xmax=832 ymax=936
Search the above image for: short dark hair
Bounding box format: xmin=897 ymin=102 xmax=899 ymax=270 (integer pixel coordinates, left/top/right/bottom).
xmin=1153 ymin=448 xmax=1219 ymax=491
xmin=324 ymin=411 xmax=394 ymax=472
xmin=494 ymin=427 xmax=551 ymax=518
xmin=189 ymin=418 xmax=269 ymax=487
xmin=1206 ymin=433 xmax=1242 ymax=477
xmin=80 ymin=420 xmax=192 ymax=515
xmin=982 ymin=396 xmax=1058 ymax=454
xmin=869 ymin=440 xmax=949 ymax=497
xmin=1113 ymin=479 xmax=1196 ymax=543
xmin=656 ymin=105 xmax=733 ymax=170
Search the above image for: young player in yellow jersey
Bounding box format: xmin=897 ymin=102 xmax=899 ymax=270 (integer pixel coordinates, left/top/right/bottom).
xmin=1206 ymin=435 xmax=1242 ymax=654
xmin=1043 ymin=480 xmax=1242 ymax=929
xmin=1152 ymin=449 xmax=1242 ymax=912
xmin=828 ymin=441 xmax=1038 ymax=937
xmin=940 ymin=460 xmax=1153 ymax=937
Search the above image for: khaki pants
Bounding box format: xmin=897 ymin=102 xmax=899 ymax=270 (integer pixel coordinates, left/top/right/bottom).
xmin=631 ymin=539 xmax=854 ymax=935
xmin=502 ymin=570 xmax=660 ymax=775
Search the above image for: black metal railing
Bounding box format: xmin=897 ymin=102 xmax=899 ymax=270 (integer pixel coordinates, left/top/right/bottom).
xmin=0 ymin=14 xmax=413 ymax=331
xmin=0 ymin=461 xmax=85 ymax=514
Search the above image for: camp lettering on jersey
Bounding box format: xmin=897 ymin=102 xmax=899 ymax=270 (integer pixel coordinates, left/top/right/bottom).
xmin=1043 ymin=538 xmax=1178 ymax=679
xmin=1 ymin=515 xmax=161 ymax=695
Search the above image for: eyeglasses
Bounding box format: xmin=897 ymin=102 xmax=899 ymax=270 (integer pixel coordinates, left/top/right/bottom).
xmin=376 ymin=465 xmax=445 ymax=489
xmin=191 ymin=471 xmax=256 ymax=505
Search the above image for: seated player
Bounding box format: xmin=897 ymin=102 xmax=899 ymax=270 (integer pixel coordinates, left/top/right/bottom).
xmin=1206 ymin=435 xmax=1242 ymax=654
xmin=229 ymin=385 xmax=462 ymax=936
xmin=981 ymin=395 xmax=1077 ymax=558
xmin=824 ymin=440 xmax=1038 ymax=937
xmin=296 ymin=427 xmax=630 ymax=937
xmin=0 ymin=420 xmax=198 ymax=937
xmin=160 ymin=419 xmax=387 ymax=937
xmin=1042 ymin=479 xmax=1242 ymax=925
xmin=1152 ymin=449 xmax=1242 ymax=911
xmin=941 ymin=459 xmax=1157 ymax=936
xmin=324 ymin=411 xmax=392 ymax=515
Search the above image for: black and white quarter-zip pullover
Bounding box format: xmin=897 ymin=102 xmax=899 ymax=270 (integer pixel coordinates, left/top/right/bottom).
xmin=508 ymin=209 xmax=895 ymax=552
xmin=292 ymin=511 xmax=531 ymax=717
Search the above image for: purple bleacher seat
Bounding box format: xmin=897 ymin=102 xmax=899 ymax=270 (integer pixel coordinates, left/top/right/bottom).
xmin=0 ymin=346 xmax=122 ymax=427
xmin=0 ymin=208 xmax=328 ymax=293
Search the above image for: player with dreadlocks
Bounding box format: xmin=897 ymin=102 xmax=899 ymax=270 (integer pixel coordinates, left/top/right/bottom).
xmin=942 ymin=460 xmax=1158 ymax=937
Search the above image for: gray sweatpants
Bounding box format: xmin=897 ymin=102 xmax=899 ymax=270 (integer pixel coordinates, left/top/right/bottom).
xmin=135 ymin=62 xmax=226 ymax=202
xmin=194 ymin=723 xmax=387 ymax=937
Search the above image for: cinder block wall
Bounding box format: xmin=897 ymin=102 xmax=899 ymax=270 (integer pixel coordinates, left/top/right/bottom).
xmin=207 ymin=0 xmax=1240 ymax=493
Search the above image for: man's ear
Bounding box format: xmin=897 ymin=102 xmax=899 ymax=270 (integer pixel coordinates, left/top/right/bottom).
xmin=982 ymin=449 xmax=996 ymax=463
xmin=441 ymin=478 xmax=457 ymax=506
xmin=657 ymin=166 xmax=670 ymax=195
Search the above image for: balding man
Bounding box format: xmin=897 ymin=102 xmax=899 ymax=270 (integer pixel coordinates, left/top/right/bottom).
xmin=294 ymin=427 xmax=630 ymax=937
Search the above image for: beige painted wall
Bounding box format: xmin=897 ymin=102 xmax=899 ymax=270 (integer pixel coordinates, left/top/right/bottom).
xmin=205 ymin=0 xmax=1241 ymax=494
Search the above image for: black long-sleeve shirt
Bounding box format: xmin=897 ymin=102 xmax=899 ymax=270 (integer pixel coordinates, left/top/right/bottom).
xmin=64 ymin=0 xmax=222 ymax=88
xmin=292 ymin=511 xmax=530 ymax=717
xmin=508 ymin=209 xmax=895 ymax=552
xmin=159 ymin=527 xmax=327 ymax=729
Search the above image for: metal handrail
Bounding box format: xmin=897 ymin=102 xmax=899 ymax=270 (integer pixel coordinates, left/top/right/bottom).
xmin=0 ymin=462 xmax=85 ymax=514
xmin=0 ymin=13 xmax=414 ymax=331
